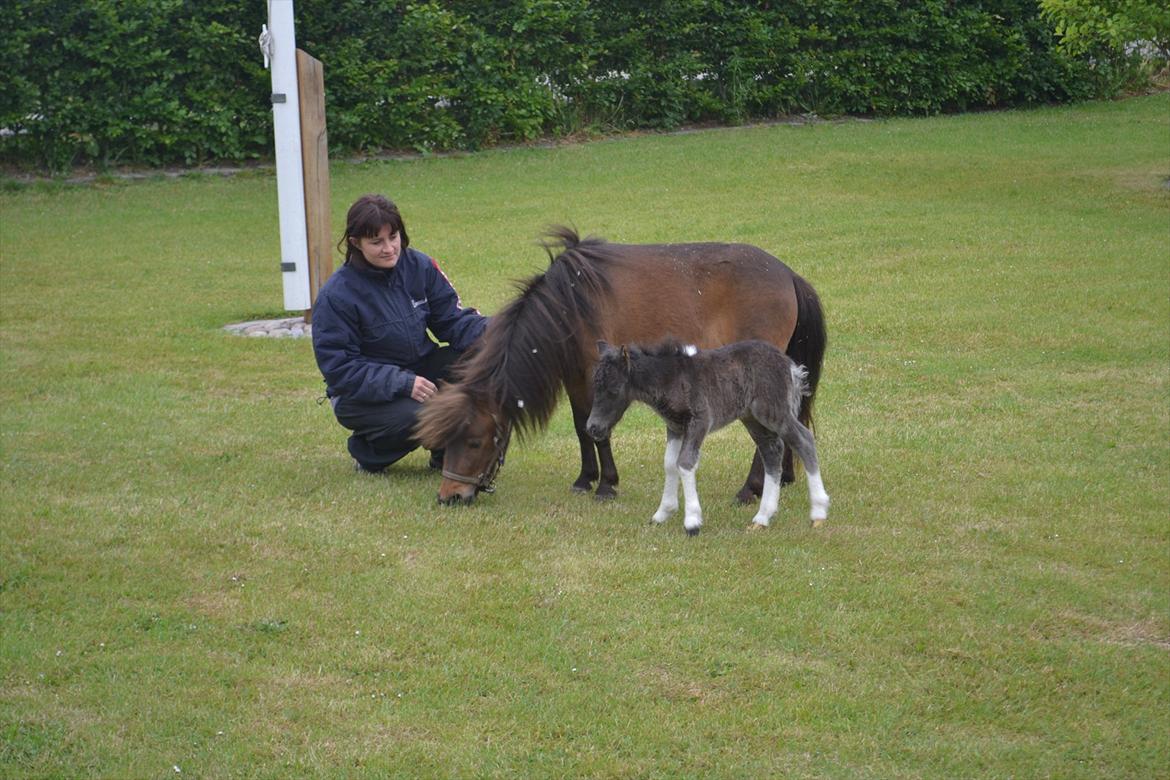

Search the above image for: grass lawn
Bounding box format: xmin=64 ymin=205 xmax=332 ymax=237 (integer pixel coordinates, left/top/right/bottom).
xmin=1 ymin=94 xmax=1168 ymax=778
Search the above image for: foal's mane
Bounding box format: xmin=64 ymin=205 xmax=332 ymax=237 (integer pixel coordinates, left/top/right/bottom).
xmin=423 ymin=226 xmax=617 ymax=443
xmin=631 ymin=338 xmax=688 ymax=359
xmin=610 ymin=339 xmax=692 ymax=391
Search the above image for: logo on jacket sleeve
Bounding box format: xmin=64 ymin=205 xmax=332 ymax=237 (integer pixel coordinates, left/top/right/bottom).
xmin=430 ymin=258 xmax=466 ymax=310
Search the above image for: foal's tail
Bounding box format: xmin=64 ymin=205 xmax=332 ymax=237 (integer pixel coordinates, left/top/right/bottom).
xmin=785 ymin=273 xmax=827 ymax=431
xmin=788 ymin=363 xmax=811 ymax=421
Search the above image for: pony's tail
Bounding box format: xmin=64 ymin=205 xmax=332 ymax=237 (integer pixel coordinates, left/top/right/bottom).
xmin=785 ymin=273 xmax=827 ymax=431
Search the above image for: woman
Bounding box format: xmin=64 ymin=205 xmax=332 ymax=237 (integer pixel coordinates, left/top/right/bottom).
xmin=312 ymin=194 xmax=488 ymax=473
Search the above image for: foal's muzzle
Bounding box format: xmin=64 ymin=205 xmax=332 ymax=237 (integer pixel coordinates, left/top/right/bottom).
xmin=586 ymin=422 xmax=609 ymax=442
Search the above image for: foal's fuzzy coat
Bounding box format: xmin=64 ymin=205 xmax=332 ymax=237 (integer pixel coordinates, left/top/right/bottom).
xmin=586 ymin=339 xmax=829 ymax=534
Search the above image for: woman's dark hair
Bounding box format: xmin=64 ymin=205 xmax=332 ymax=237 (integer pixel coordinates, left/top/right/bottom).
xmin=338 ymin=194 xmax=410 ymax=266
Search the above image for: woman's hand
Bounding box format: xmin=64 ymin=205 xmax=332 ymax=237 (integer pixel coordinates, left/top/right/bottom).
xmin=411 ymin=375 xmax=438 ymax=403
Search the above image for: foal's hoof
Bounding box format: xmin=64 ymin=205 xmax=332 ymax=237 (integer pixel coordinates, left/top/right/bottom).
xmin=811 ymin=518 xmax=827 ymax=528
xmin=748 ymin=523 xmax=767 ymax=532
xmin=593 ymin=488 xmax=617 ymax=502
xmin=570 ymin=483 xmax=592 ymax=494
xmin=686 ymin=527 xmax=700 ymax=537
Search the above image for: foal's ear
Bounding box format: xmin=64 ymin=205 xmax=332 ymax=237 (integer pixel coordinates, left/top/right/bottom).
xmin=596 ymin=340 xmax=612 ymax=356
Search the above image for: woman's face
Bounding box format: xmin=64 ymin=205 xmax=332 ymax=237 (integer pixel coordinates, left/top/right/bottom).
xmin=353 ymin=224 xmax=401 ymax=269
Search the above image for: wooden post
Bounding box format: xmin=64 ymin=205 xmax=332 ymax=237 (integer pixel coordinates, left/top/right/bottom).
xmin=296 ymin=48 xmax=332 ymax=323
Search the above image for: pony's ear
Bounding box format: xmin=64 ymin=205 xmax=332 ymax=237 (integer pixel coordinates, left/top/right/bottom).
xmin=596 ymin=340 xmax=612 ymax=355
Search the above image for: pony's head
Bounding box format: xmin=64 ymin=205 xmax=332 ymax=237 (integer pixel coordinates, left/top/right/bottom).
xmin=416 ymin=226 xmax=615 ymax=505
xmin=585 ymin=340 xmax=636 ymax=442
xmin=415 ymin=384 xmax=511 ymax=505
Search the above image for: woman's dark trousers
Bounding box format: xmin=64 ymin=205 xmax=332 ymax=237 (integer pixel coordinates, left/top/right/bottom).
xmin=331 ymin=346 xmax=459 ymax=473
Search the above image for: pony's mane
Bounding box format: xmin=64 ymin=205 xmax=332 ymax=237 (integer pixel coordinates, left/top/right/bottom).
xmin=421 ymin=226 xmax=617 ymax=444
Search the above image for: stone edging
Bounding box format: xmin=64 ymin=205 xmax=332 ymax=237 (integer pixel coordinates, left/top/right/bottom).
xmin=223 ymin=317 xmax=312 ymax=338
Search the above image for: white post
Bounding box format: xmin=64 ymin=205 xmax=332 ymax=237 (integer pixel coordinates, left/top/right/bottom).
xmin=265 ymin=0 xmax=311 ymax=311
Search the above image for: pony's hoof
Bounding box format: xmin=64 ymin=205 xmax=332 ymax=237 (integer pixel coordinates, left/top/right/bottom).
xmin=570 ymin=483 xmax=592 ymax=494
xmin=593 ymin=489 xmax=617 ymax=502
xmin=685 ymin=527 xmax=700 ymax=537
xmin=734 ymin=488 xmax=759 ymax=505
xmin=748 ymin=522 xmax=767 ymax=532
xmin=811 ymin=517 xmax=827 ymax=528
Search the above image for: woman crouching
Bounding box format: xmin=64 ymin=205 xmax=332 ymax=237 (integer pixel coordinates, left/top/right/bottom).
xmin=312 ymin=194 xmax=487 ymax=473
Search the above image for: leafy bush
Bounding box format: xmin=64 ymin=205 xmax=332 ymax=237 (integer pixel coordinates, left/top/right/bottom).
xmin=0 ymin=0 xmax=1126 ymax=172
xmin=1040 ymin=0 xmax=1170 ymax=92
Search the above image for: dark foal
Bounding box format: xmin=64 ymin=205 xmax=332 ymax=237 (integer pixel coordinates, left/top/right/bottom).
xmin=586 ymin=339 xmax=830 ymax=535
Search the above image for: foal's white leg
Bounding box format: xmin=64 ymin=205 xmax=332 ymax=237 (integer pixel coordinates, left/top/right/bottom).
xmin=806 ymin=470 xmax=830 ymax=527
xmin=750 ymin=472 xmax=782 ymax=528
xmin=781 ymin=421 xmax=830 ymax=528
xmin=680 ymin=463 xmax=703 ymax=536
xmin=652 ymin=437 xmax=682 ymax=524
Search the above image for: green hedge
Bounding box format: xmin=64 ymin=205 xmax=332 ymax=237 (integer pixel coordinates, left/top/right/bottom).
xmin=0 ymin=0 xmax=1120 ymax=171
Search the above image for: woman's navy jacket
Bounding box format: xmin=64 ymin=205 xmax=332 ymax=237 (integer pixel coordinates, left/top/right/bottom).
xmin=311 ymin=248 xmax=487 ymax=402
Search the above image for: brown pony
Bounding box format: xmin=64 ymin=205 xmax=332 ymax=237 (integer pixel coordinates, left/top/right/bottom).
xmin=414 ymin=227 xmax=826 ymax=505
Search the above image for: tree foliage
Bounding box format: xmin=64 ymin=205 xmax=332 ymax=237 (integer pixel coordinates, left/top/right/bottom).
xmin=1040 ymin=0 xmax=1170 ymax=58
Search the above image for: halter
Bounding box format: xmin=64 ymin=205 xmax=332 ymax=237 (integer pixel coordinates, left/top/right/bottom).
xmin=439 ymin=414 xmax=512 ymax=494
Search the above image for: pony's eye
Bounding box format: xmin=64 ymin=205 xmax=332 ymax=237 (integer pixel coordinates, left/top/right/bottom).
xmin=467 ymin=440 xmax=482 ymax=450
